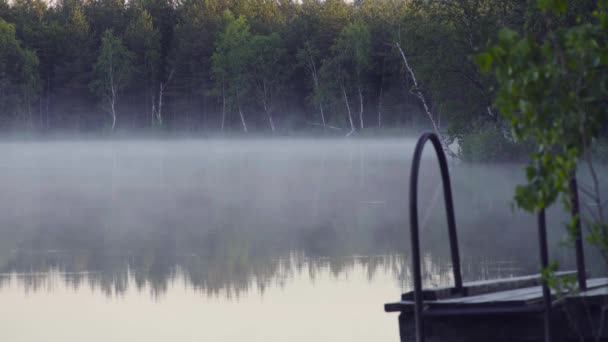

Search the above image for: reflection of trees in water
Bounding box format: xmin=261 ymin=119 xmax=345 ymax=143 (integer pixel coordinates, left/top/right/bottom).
xmin=0 ymin=216 xmax=603 ymax=299
xmin=0 ymin=159 xmax=604 ymax=297
xmin=0 ymin=243 xmax=554 ymax=299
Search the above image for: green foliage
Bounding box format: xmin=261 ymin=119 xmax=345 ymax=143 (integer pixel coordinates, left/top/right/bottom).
xmin=296 ymin=41 xmax=326 ymax=110
xmin=319 ymin=21 xmax=371 ymax=123
xmin=211 ymin=11 xmax=253 ymax=107
xmin=537 ymin=0 xmax=568 ymax=14
xmin=1 ymin=0 xmax=601 ymax=137
xmin=90 ymin=29 xmax=134 ymax=128
xmin=333 ymin=21 xmax=372 ymax=80
xmin=481 ymin=0 xmax=608 ymax=212
xmin=125 ymin=7 xmax=160 ymax=84
xmin=91 ymin=30 xmax=134 ymax=97
xmin=542 ymin=261 xmax=578 ymax=297
xmin=249 ymin=32 xmax=290 ymax=121
xmin=398 ymin=0 xmax=528 ymax=142
xmin=0 ymin=18 xmax=39 ymax=125
xmin=480 ymin=0 xmax=608 ymax=270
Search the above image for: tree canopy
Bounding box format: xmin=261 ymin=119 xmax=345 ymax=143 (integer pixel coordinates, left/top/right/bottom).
xmin=0 ymin=0 xmax=603 ymax=143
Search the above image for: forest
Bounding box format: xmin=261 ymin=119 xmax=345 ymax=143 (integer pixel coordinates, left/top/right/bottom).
xmin=0 ymin=0 xmax=604 ymax=154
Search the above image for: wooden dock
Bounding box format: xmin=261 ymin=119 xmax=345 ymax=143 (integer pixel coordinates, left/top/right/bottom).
xmin=385 ymin=133 xmax=607 ymax=342
xmin=385 ymin=272 xmax=608 ymax=341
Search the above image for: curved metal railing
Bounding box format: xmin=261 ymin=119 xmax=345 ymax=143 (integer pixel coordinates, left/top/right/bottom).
xmin=408 ymin=132 xmax=463 ymax=342
xmin=407 ymin=133 xmax=590 ymax=342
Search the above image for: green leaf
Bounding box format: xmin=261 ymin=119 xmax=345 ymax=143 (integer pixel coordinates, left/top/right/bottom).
xmin=537 ymin=0 xmax=567 ymax=14
xmin=476 ymin=53 xmax=493 ymax=73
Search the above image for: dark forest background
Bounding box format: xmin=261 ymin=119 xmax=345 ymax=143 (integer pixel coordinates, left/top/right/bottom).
xmin=0 ymin=1 xmax=601 ymax=145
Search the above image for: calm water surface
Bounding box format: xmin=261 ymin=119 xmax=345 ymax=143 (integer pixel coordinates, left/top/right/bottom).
xmin=0 ymin=138 xmax=596 ymax=341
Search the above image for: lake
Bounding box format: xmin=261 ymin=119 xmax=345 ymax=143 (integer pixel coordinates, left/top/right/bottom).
xmin=0 ymin=138 xmax=600 ymax=341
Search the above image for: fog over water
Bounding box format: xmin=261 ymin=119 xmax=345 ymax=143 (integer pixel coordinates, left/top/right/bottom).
xmin=0 ymin=138 xmax=603 ymax=342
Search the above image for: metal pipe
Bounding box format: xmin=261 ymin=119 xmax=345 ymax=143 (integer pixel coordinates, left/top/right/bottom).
xmin=409 ymin=132 xmax=463 ymax=342
xmin=569 ymin=176 xmax=587 ymax=291
xmin=537 ymin=209 xmax=552 ymax=342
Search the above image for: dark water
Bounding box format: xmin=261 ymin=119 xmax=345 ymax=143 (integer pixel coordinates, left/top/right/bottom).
xmin=0 ymin=139 xmax=601 ymax=341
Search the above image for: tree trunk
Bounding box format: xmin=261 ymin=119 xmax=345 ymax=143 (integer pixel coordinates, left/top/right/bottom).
xmin=156 ymin=69 xmax=174 ymax=127
xmin=342 ymin=84 xmax=355 ymax=136
xmin=236 ymin=87 xmax=248 ymax=133
xmin=378 ymin=86 xmax=383 ymax=128
xmin=319 ymin=103 xmax=326 ymax=131
xmin=378 ymin=53 xmax=386 ymax=128
xmin=358 ymin=85 xmax=364 ymax=130
xmin=238 ymin=105 xmax=248 ymax=133
xmin=38 ymin=93 xmax=43 ymax=129
xmin=395 ymin=42 xmax=455 ymax=157
xmin=151 ymin=94 xmax=156 ymax=126
xmin=308 ymin=49 xmax=326 ymax=131
xmin=110 ymin=99 xmax=116 ymax=131
xmin=263 ymin=100 xmax=275 ymax=133
xmin=46 ymin=76 xmax=50 ymax=130
xmin=221 ymin=83 xmax=226 ymax=133
xmin=27 ymin=98 xmax=32 ymax=130
xmin=157 ymin=81 xmax=163 ymax=126
xmin=110 ymin=83 xmax=117 ymax=131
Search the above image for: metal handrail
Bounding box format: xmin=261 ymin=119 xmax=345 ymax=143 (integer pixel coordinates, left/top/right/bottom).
xmin=537 ymin=208 xmax=552 ymax=342
xmin=407 ymin=134 xmax=588 ymax=342
xmin=409 ymin=132 xmax=463 ymax=342
xmin=569 ymin=176 xmax=587 ymax=291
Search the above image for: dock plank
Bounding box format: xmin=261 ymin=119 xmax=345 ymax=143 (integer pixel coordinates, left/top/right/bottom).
xmin=437 ymin=278 xmax=608 ymax=305
xmin=385 ymin=277 xmax=608 ymax=313
xmin=400 ymin=271 xmax=577 ymax=301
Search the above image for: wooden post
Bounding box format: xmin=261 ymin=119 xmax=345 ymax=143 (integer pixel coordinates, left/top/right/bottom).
xmin=537 ymin=209 xmax=552 ymax=342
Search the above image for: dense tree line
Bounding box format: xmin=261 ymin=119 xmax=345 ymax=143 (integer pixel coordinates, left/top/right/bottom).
xmin=0 ymin=0 xmax=598 ymax=136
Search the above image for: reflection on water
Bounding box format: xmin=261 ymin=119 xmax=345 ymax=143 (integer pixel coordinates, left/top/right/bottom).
xmin=0 ymin=139 xmax=604 ymax=341
xmin=0 ymin=254 xmax=530 ymax=342
xmin=0 ymin=253 xmax=529 ymax=299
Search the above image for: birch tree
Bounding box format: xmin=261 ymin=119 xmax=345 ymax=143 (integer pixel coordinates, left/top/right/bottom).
xmin=297 ymin=41 xmax=327 ymax=130
xmin=322 ymin=21 xmax=371 ymax=136
xmin=250 ymin=33 xmax=289 ymax=133
xmin=91 ymin=30 xmax=134 ymax=131
xmin=211 ymin=11 xmax=253 ymax=133
xmin=125 ymin=7 xmax=161 ymax=126
xmin=336 ymin=21 xmax=371 ymax=131
xmin=320 ymin=57 xmax=356 ymax=136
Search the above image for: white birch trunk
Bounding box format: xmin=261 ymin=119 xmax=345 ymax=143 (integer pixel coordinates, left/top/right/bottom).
xmin=110 ymin=84 xmax=117 ymax=131
xmin=156 ymin=81 xmax=164 ymax=126
xmin=358 ymin=85 xmax=364 ymax=130
xmin=319 ymin=104 xmax=326 ymax=130
xmin=261 ymin=81 xmax=275 ymax=133
xmin=395 ymin=42 xmax=455 ymax=157
xmin=307 ymin=50 xmax=326 ymax=130
xmin=342 ymin=84 xmax=355 ymax=136
xmin=109 ymin=46 xmax=117 ymax=132
xmin=238 ymin=105 xmax=248 ymax=133
xmin=151 ymin=95 xmax=156 ymax=126
xmin=155 ymin=68 xmax=174 ymax=127
xmin=46 ymin=76 xmax=50 ymax=129
xmin=263 ymin=100 xmax=275 ymax=133
xmin=110 ymin=102 xmax=116 ymax=131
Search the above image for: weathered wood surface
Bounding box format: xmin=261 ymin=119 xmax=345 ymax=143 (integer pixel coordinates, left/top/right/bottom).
xmin=386 ymin=275 xmax=608 ymax=342
xmin=387 ymin=277 xmax=608 ymax=313
xmin=399 ymin=271 xmax=577 ymax=302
